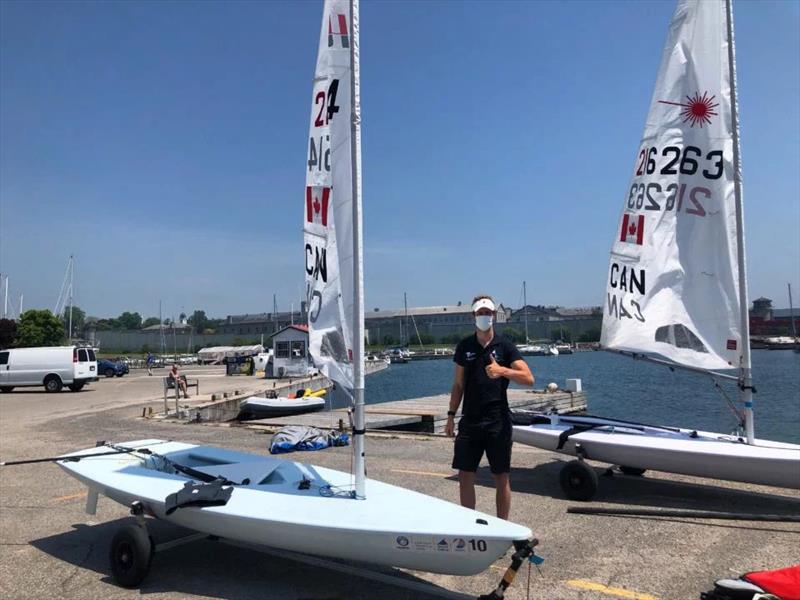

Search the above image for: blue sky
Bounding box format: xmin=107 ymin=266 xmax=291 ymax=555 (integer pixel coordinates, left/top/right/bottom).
xmin=1 ymin=0 xmax=798 ymax=320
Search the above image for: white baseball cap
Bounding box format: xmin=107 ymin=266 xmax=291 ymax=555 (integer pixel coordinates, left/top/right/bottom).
xmin=471 ymin=298 xmax=496 ymax=312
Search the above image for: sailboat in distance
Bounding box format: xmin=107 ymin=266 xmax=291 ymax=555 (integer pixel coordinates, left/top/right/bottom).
xmin=512 ymin=0 xmax=800 ymax=500
xmin=54 ymin=0 xmax=535 ymax=588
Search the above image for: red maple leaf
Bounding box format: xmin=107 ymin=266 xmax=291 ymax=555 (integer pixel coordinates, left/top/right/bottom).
xmin=628 ymin=222 xmax=637 ymax=236
xmin=313 ymin=198 xmax=321 ymax=214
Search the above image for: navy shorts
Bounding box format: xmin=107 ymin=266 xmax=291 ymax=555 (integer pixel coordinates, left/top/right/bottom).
xmin=452 ymin=414 xmax=512 ymax=474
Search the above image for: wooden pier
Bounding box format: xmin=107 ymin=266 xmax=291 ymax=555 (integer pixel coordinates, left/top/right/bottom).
xmin=241 ymin=388 xmax=586 ymax=434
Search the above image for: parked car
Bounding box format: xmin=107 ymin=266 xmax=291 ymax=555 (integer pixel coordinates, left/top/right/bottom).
xmin=0 ymin=346 xmax=98 ymax=392
xmin=97 ymin=358 xmax=129 ymax=378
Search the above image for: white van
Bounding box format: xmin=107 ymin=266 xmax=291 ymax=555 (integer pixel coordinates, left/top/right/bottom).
xmin=0 ymin=346 xmax=99 ymax=393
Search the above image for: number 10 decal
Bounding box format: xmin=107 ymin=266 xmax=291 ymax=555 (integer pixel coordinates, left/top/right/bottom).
xmin=469 ymin=539 xmax=487 ymax=552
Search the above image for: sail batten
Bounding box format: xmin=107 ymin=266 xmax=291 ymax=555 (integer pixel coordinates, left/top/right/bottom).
xmin=601 ymin=0 xmax=743 ymax=374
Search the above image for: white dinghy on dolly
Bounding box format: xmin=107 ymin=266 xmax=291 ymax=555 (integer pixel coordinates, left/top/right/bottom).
xmin=29 ymin=1 xmax=539 ymax=596
xmin=512 ymin=0 xmax=800 ymax=501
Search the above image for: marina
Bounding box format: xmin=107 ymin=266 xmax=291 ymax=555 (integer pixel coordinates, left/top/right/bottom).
xmin=1 ymin=0 xmax=799 ymax=598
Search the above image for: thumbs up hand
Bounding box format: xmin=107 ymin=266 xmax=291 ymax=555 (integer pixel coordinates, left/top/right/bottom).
xmin=485 ymin=353 xmax=504 ymax=379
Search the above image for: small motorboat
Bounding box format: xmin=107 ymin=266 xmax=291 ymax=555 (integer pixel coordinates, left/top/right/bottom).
xmin=238 ymin=388 xmax=326 ymax=420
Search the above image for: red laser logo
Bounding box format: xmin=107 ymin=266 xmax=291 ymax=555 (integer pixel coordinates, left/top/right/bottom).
xmin=658 ymin=91 xmax=719 ymax=128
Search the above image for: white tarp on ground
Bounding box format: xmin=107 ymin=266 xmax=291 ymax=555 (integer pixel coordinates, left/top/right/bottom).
xmin=197 ymin=345 xmax=264 ymax=364
xmin=601 ymin=0 xmax=742 ymax=372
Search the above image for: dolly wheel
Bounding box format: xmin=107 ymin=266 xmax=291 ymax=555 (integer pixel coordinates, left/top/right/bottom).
xmin=620 ymin=466 xmax=646 ymax=477
xmin=109 ymin=524 xmax=153 ymax=588
xmin=559 ymin=460 xmax=599 ymax=501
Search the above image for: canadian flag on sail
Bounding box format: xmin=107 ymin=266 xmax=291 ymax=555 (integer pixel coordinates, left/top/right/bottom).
xmin=306 ymin=186 xmax=330 ymax=227
xmin=619 ymin=213 xmax=644 ymax=245
xmin=328 ymin=13 xmax=349 ymax=48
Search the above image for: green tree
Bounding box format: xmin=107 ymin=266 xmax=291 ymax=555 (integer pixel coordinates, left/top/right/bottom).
xmin=16 ymin=310 xmax=65 ymax=347
xmin=550 ymin=328 xmax=572 ymax=342
xmin=502 ymin=327 xmax=524 ymax=343
xmin=578 ymin=328 xmax=601 ymax=343
xmin=117 ymin=311 xmax=143 ymax=330
xmin=188 ymin=310 xmax=209 ymax=334
xmin=440 ymin=332 xmax=469 ymax=345
xmin=142 ymin=317 xmax=161 ymax=328
xmin=415 ymin=333 xmax=435 ymax=345
xmin=62 ymin=305 xmax=86 ymax=337
xmin=551 ymin=328 xmax=572 ymax=342
xmin=93 ymin=318 xmax=117 ymax=331
xmin=382 ymin=334 xmax=396 ymax=346
xmin=0 ymin=318 xmax=16 ymax=349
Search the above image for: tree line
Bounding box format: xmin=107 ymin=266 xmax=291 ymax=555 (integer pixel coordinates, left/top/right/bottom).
xmin=0 ymin=308 xmax=225 ymax=349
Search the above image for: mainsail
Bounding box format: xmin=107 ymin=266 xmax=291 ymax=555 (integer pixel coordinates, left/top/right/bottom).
xmin=601 ymin=0 xmax=745 ymax=373
xmin=304 ymin=0 xmax=359 ymax=394
xmin=305 ymin=0 xmax=366 ymax=495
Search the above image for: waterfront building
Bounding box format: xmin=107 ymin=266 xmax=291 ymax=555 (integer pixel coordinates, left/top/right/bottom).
xmin=364 ymin=303 xmax=510 ymax=346
xmin=270 ymin=324 xmax=312 ymax=378
xmin=217 ymin=310 xmax=304 ymax=336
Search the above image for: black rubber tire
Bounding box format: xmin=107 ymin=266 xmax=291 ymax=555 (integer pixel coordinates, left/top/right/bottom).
xmin=115 ymin=373 xmax=124 ymax=377
xmin=620 ymin=466 xmax=646 ymax=477
xmin=44 ymin=376 xmax=63 ymax=393
xmin=560 ymin=460 xmax=599 ymax=501
xmin=109 ymin=524 xmax=153 ymax=588
xmin=68 ymin=383 xmax=85 ymax=392
xmin=0 ymin=386 xmax=13 ymax=393
xmin=105 ymin=368 xmax=116 ymax=378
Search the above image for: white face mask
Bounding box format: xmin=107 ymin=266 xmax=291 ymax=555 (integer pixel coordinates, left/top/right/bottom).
xmin=475 ymin=315 xmax=493 ymax=331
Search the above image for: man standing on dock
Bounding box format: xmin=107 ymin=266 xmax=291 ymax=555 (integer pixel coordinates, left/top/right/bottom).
xmin=445 ymin=295 xmax=534 ymax=519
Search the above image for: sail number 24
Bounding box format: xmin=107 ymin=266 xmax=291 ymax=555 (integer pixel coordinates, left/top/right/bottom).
xmin=308 ymin=79 xmax=341 ymax=173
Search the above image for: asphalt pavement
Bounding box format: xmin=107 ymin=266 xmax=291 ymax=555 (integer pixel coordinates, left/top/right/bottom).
xmin=1 ymin=367 xmax=798 ymax=599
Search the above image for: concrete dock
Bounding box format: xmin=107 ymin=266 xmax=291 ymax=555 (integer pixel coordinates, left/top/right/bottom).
xmin=240 ymin=389 xmax=587 ymax=434
xmin=1 ymin=365 xmax=798 ymax=600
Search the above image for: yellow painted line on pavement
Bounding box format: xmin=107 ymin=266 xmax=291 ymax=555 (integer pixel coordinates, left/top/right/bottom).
xmin=390 ymin=469 xmax=451 ymax=478
xmin=566 ymin=580 xmax=659 ymax=600
xmin=53 ymin=491 xmax=87 ymax=502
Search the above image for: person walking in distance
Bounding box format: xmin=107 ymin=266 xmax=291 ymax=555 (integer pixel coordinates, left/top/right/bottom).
xmin=445 ymin=295 xmax=534 ymax=519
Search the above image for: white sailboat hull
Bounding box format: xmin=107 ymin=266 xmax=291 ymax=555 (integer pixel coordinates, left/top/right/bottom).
xmin=60 ymin=440 xmax=532 ymax=575
xmin=513 ymin=415 xmax=800 ymax=490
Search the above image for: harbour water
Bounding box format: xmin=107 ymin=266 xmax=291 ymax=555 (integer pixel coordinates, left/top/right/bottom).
xmin=364 ymin=349 xmax=800 ymax=444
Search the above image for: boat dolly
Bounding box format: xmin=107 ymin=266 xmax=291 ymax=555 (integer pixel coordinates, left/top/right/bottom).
xmin=105 ymin=497 xmax=541 ymax=599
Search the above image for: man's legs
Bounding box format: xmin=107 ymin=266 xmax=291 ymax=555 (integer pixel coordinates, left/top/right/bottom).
xmin=492 ymin=472 xmax=511 ymax=519
xmin=458 ymin=470 xmax=476 ymax=509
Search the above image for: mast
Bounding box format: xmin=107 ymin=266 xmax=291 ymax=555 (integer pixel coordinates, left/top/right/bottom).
xmin=159 ymin=300 xmax=167 ymax=355
xmin=349 ymin=0 xmax=366 ymax=499
xmin=403 ymin=292 xmax=408 ymax=347
xmin=3 ymin=275 xmax=8 ymax=319
xmin=68 ymin=256 xmax=74 ymax=344
xmin=726 ymin=0 xmax=753 ymax=444
xmin=523 ymin=281 xmax=529 ymax=342
xmin=789 ymin=283 xmax=797 ymax=339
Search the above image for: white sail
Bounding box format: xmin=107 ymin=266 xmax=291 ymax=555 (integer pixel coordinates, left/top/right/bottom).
xmin=602 ymin=0 xmax=744 ymax=372
xmin=304 ymin=0 xmax=358 ymax=395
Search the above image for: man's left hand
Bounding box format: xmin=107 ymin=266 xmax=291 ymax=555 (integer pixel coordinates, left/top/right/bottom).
xmin=485 ymin=354 xmax=505 ymax=379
